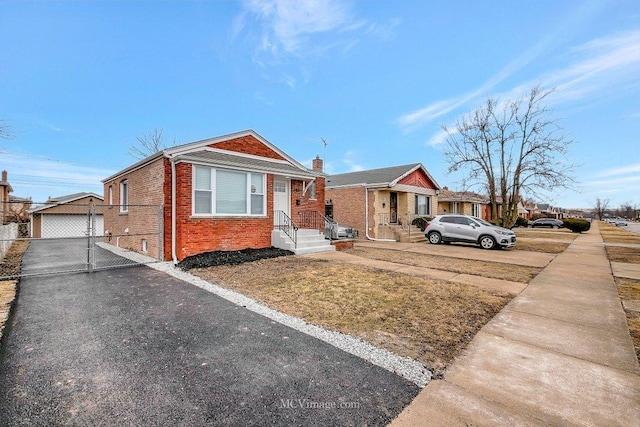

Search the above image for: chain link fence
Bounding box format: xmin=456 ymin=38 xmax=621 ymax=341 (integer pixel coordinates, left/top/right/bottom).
xmin=0 ymin=201 xmax=163 ymax=280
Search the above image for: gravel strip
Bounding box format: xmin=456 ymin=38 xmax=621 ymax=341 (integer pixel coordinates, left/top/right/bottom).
xmin=98 ymin=243 xmax=432 ymax=387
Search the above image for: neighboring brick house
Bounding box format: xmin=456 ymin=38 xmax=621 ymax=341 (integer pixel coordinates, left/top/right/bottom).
xmin=1 ymin=170 xmax=33 ymax=225
xmin=326 ymin=163 xmax=441 ymax=239
xmin=436 ymin=187 xmax=491 ymax=220
xmin=102 ymin=130 xmax=330 ymax=262
xmin=0 ymin=170 xmax=13 ymax=224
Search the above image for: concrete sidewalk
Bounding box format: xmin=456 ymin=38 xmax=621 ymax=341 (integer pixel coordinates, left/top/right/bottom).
xmin=391 ymin=221 xmax=640 ymax=426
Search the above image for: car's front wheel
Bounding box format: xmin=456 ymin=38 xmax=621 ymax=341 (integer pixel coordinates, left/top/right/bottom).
xmin=428 ymin=232 xmax=442 ymax=245
xmin=479 ymin=235 xmax=496 ymax=250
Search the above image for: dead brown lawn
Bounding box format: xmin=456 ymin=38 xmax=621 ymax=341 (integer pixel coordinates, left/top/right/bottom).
xmin=605 ymin=246 xmax=640 ymax=264
xmin=512 ymin=239 xmax=570 ymax=254
xmin=192 ymin=256 xmax=512 ymax=376
xmin=615 ymin=277 xmax=640 ymax=362
xmin=514 ymin=230 xmax=578 ymax=240
xmin=599 ymin=221 xmax=640 ymax=245
xmin=0 ymin=240 xmax=30 ymax=341
xmin=344 ymin=247 xmax=540 ymax=283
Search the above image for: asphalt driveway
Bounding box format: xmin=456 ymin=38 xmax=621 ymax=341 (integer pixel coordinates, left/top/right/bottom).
xmin=0 ymin=246 xmax=419 ymax=425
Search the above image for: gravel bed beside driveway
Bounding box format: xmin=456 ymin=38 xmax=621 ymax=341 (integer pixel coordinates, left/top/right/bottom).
xmin=0 ymin=265 xmax=419 ymax=426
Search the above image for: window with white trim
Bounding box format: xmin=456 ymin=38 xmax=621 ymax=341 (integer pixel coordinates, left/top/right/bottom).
xmin=451 ymin=201 xmax=461 ymax=214
xmin=472 ymin=203 xmax=481 ymax=217
xmin=414 ymin=195 xmax=431 ymax=215
xmin=108 ymin=186 xmax=113 ymax=205
xmin=193 ymin=165 xmax=265 ymax=216
xmin=120 ymin=180 xmax=128 ymax=213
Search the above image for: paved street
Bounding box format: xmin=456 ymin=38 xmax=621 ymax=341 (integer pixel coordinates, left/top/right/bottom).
xmin=0 ymin=245 xmax=418 ymax=425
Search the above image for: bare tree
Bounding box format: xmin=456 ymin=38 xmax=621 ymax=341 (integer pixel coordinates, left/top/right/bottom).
xmin=4 ymin=200 xmax=31 ymax=224
xmin=0 ymin=119 xmax=13 ymax=140
xmin=592 ymin=197 xmax=610 ymax=220
xmin=442 ymin=85 xmax=576 ymax=227
xmin=128 ymin=128 xmax=175 ymax=159
xmin=619 ymin=201 xmax=634 ymax=219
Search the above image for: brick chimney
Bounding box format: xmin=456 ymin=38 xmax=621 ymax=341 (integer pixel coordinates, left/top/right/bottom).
xmin=1 ymin=170 xmax=6 ymax=182
xmin=312 ymin=155 xmax=323 ymax=172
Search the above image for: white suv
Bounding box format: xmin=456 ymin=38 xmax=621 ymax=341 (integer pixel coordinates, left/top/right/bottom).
xmin=424 ymin=214 xmax=516 ymax=249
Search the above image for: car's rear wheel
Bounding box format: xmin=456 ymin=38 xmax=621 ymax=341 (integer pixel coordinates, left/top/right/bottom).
xmin=479 ymin=235 xmax=496 ymax=250
xmin=552 ymin=225 xmax=558 ymax=229
xmin=428 ymin=232 xmax=442 ymax=245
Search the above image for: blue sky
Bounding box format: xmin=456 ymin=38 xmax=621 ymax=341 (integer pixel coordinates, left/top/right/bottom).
xmin=1 ymin=0 xmax=638 ymax=209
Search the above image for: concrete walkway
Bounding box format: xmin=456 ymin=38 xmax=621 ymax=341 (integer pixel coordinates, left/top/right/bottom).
xmin=391 ymin=221 xmax=640 ymax=426
xmin=354 ymin=241 xmax=555 ymax=268
xmin=306 ymin=250 xmax=528 ymax=295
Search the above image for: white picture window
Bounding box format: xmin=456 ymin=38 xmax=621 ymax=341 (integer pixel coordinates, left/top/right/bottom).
xmin=193 ymin=165 xmax=265 ymax=216
xmin=414 ymin=195 xmax=431 ymax=215
xmin=451 ymin=202 xmax=461 ymax=214
xmin=120 ymin=180 xmax=128 ymax=213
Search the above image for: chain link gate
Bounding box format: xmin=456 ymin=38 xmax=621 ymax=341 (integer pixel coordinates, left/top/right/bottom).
xmin=0 ymin=201 xmax=163 ymax=280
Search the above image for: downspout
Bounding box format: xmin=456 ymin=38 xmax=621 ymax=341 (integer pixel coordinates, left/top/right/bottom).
xmin=170 ymin=157 xmax=178 ymax=265
xmin=364 ymin=186 xmax=396 ymax=242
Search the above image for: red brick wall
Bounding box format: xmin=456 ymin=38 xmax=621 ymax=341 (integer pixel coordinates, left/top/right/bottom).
xmin=291 ymin=177 xmax=326 ymax=227
xmin=103 ymin=157 xmax=165 ymax=259
xmin=398 ymin=169 xmax=438 ymax=189
xmin=172 ymin=163 xmax=274 ymax=260
xmin=325 ymin=186 xmax=373 ymax=238
xmin=211 ymin=135 xmax=285 ymax=160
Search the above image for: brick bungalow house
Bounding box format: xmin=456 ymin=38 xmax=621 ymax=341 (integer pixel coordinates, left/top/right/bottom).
xmin=102 ymin=130 xmax=332 ymax=262
xmin=326 ymin=163 xmax=441 ymax=240
xmin=436 ymin=187 xmax=491 ymax=220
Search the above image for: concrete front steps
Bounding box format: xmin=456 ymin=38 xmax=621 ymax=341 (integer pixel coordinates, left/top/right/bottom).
xmin=271 ymin=228 xmax=336 ymax=255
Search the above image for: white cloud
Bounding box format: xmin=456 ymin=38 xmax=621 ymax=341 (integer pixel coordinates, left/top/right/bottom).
xmin=426 ymin=128 xmax=452 ymax=147
xmin=397 ymin=28 xmax=640 ymax=132
xmin=240 ymin=0 xmax=358 ymax=55
xmin=584 ymin=175 xmax=640 ymax=188
xmin=1 ymin=152 xmax=114 ymax=202
xmin=593 ymin=162 xmax=640 ymax=178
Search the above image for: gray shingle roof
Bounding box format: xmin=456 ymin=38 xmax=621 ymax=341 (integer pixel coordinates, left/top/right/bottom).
xmin=177 ymin=150 xmax=317 ymax=179
xmin=326 ymin=163 xmax=423 ymax=188
xmin=47 ymin=192 xmax=102 ymax=204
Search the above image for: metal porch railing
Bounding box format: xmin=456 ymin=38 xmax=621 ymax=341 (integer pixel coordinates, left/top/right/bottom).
xmin=275 ymin=210 xmax=298 ymax=249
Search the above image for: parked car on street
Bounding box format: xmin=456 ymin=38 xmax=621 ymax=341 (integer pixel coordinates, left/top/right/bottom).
xmin=424 ymin=214 xmax=516 ymax=250
xmin=531 ymin=218 xmax=564 ymax=229
xmin=611 ymin=218 xmax=628 ymax=227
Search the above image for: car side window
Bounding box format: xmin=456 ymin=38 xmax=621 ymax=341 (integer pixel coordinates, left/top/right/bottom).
xmin=440 ymin=216 xmax=455 ymax=223
xmin=454 ymin=217 xmax=471 ymax=225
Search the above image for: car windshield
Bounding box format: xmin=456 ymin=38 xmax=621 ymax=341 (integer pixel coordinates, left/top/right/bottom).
xmin=472 ymin=217 xmax=493 ymax=227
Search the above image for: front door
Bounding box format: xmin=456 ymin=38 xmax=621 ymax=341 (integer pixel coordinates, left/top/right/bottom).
xmin=390 ymin=192 xmax=398 ymax=223
xmin=273 ymin=179 xmax=290 ymax=225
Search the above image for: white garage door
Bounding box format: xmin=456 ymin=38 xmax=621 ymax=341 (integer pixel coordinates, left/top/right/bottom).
xmin=41 ymin=214 xmax=104 ymax=238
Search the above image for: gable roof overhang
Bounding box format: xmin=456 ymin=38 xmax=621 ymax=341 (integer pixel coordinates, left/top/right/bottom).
xmin=103 ymin=129 xmax=322 ymax=183
xmin=326 ymin=163 xmax=441 ymax=191
xmin=173 ymin=148 xmax=319 ymax=180
xmin=28 ymin=192 xmax=104 ymax=214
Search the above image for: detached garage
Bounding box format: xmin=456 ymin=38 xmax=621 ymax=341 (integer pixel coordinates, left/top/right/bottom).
xmin=30 ymin=192 xmax=104 ymax=238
